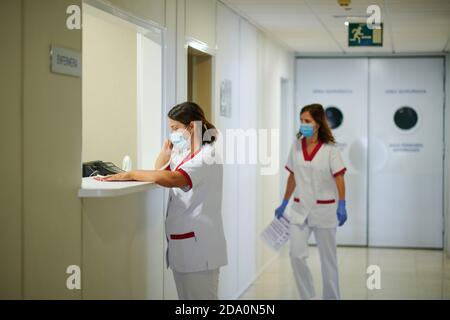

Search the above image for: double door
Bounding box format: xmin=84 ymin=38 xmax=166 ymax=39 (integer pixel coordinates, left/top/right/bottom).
xmin=296 ymin=57 xmax=444 ymax=248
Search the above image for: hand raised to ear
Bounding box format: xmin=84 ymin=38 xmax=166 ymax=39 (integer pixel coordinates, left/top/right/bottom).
xmin=162 ymin=139 xmax=173 ymax=155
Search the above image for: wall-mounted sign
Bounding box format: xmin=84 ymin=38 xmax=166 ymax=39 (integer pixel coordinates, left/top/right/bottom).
xmin=50 ymin=45 xmax=81 ymax=77
xmin=348 ymin=23 xmax=383 ymax=47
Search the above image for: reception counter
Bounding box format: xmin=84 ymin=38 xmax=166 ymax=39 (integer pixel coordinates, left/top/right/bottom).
xmin=78 ymin=177 xmax=157 ymax=198
xmin=78 ymin=177 xmax=172 ymax=299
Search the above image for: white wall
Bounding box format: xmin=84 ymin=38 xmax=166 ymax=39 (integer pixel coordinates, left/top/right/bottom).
xmin=257 ymin=33 xmax=295 ymax=275
xmin=162 ymin=0 xmax=180 ymax=300
xmin=214 ymin=2 xmax=243 ymax=299
xmin=107 ymin=0 xmax=165 ymax=27
xmin=237 ymin=18 xmax=259 ymax=295
xmin=186 ymin=0 xmax=216 ymax=49
xmin=137 ymin=33 xmax=163 ymax=169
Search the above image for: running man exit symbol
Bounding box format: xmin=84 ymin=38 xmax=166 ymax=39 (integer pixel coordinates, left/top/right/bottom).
xmin=348 ymin=23 xmax=383 ymax=47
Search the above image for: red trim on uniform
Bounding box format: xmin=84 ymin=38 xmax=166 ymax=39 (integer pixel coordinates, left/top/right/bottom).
xmin=316 ymin=199 xmax=336 ymax=204
xmin=170 ymin=232 xmax=196 ymax=240
xmin=177 ymin=168 xmax=193 ymax=190
xmin=174 ymin=148 xmax=203 ymax=171
xmin=301 ymin=138 xmax=323 ymax=162
xmin=165 ymin=164 xmax=171 ymax=171
xmin=285 ymin=165 xmax=294 ymax=174
xmin=293 ymin=197 xmax=300 ymax=203
xmin=333 ymin=167 xmax=347 ymax=177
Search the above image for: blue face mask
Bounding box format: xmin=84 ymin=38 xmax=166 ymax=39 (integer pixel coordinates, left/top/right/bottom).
xmin=170 ymin=128 xmax=190 ymax=150
xmin=300 ymin=123 xmax=314 ymax=137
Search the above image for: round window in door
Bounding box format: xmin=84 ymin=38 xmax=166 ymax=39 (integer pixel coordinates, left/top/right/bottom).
xmin=325 ymin=106 xmax=343 ymax=129
xmin=394 ymin=106 xmax=418 ymax=130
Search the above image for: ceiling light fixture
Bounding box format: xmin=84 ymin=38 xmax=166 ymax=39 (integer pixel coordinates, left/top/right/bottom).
xmin=337 ymin=0 xmax=351 ymax=7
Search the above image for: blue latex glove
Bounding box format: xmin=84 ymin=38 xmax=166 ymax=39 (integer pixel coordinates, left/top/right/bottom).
xmin=337 ymin=200 xmax=347 ymax=227
xmin=275 ymin=199 xmax=289 ymax=219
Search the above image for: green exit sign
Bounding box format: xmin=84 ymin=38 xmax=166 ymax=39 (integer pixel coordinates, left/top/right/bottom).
xmin=348 ymin=23 xmax=383 ymax=47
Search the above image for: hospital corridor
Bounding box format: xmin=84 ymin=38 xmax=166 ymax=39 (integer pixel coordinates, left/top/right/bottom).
xmin=240 ymin=247 xmax=450 ymax=300
xmin=1 ymin=0 xmax=450 ymax=306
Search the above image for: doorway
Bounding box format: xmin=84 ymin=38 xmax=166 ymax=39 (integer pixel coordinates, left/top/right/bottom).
xmin=187 ymin=46 xmax=213 ymax=121
xmin=296 ymin=57 xmax=445 ymax=248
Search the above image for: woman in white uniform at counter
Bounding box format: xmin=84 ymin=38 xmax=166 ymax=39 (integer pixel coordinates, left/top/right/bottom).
xmin=275 ymin=103 xmax=347 ymax=300
xmin=97 ymin=102 xmax=228 ymax=300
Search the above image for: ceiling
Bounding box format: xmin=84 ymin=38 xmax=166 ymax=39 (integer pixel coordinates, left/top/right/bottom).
xmin=222 ymin=0 xmax=450 ymax=54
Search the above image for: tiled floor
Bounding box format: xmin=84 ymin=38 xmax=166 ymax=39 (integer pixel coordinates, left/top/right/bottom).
xmin=239 ymin=246 xmax=450 ymax=300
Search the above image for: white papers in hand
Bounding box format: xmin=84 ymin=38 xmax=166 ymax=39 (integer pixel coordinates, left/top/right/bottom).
xmin=260 ymin=216 xmax=290 ymax=251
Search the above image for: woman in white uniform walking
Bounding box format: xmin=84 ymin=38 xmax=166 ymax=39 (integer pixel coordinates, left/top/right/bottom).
xmin=96 ymin=102 xmax=228 ymax=300
xmin=275 ymin=103 xmax=347 ymax=300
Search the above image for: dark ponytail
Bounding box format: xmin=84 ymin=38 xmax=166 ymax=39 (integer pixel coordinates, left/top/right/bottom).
xmin=168 ymin=102 xmax=217 ymax=145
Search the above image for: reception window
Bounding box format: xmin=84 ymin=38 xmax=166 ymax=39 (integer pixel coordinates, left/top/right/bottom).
xmin=82 ymin=1 xmax=164 ymax=175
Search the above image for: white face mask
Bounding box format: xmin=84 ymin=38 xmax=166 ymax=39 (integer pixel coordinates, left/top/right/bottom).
xmin=170 ymin=128 xmax=190 ymax=151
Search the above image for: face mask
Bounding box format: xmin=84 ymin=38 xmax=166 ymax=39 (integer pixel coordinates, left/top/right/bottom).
xmin=170 ymin=128 xmax=190 ymax=150
xmin=300 ymin=123 xmax=314 ymax=138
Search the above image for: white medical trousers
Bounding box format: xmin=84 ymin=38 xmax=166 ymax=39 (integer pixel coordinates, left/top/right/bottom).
xmin=173 ymin=268 xmax=220 ymax=300
xmin=289 ymin=222 xmax=340 ymax=300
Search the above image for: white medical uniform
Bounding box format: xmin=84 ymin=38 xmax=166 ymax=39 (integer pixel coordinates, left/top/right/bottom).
xmin=285 ymin=137 xmax=346 ymax=300
xmin=165 ymin=143 xmax=228 ymax=300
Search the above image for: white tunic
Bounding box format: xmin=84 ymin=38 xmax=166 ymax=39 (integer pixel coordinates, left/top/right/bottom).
xmin=165 ymin=144 xmax=228 ymax=273
xmin=285 ymin=137 xmax=346 ymax=228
